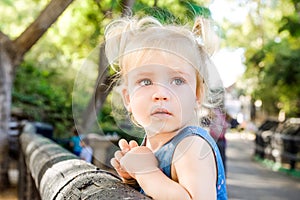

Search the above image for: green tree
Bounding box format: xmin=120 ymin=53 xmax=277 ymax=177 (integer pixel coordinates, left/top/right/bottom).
xmin=221 ymin=0 xmax=300 ymax=118
xmin=12 ymin=62 xmax=74 ymax=137
xmin=247 ymin=0 xmax=300 ymax=117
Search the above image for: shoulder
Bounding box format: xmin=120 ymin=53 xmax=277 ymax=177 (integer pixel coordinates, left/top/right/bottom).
xmin=174 ymin=126 xmax=213 ymax=157
xmin=173 ymin=130 xmax=217 ymax=176
xmin=172 ymin=135 xmax=217 ymax=198
xmin=174 ymin=134 xmax=214 ymax=163
xmin=179 ymin=126 xmax=211 ymax=140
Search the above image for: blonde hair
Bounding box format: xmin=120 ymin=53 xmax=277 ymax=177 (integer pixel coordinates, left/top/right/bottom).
xmin=105 ymin=16 xmax=224 ymax=119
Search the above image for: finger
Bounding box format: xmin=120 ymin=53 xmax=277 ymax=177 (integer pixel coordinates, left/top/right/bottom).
xmin=110 ymin=158 xmax=120 ymax=169
xmin=111 ymin=158 xmax=128 ymax=173
xmin=111 ymin=158 xmax=125 ymax=177
xmin=111 ymin=158 xmax=133 ymax=180
xmin=119 ymin=139 xmax=130 ymax=152
xmin=129 ymin=140 xmax=139 ymax=148
xmin=114 ymin=150 xmax=123 ymax=161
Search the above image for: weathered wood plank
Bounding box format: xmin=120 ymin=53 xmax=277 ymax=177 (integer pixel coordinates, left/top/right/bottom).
xmin=19 ymin=132 xmax=150 ymax=200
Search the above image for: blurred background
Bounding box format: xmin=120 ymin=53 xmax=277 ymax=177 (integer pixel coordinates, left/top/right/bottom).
xmin=0 ymin=0 xmax=299 ymax=199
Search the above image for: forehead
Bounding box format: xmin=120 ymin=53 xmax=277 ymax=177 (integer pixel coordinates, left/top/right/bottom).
xmin=122 ymin=50 xmax=197 ymax=74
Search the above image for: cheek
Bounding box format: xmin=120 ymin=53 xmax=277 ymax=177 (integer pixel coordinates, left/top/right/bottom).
xmin=178 ymin=95 xmax=196 ymax=111
xmin=129 ymin=90 xmax=152 ymax=126
xmin=174 ymin=84 xmax=197 ymax=100
xmin=175 ymin=87 xmax=197 ymax=110
xmin=130 ymin=86 xmax=147 ymax=98
xmin=129 ymin=88 xmax=150 ymax=110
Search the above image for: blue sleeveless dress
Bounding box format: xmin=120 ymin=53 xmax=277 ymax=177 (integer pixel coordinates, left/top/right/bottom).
xmin=141 ymin=126 xmax=227 ymax=200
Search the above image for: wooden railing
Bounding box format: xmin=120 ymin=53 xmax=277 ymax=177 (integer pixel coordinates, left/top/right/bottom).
xmin=18 ymin=132 xmax=150 ymax=200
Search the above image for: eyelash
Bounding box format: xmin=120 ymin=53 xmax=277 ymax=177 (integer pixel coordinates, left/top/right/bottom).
xmin=171 ymin=77 xmax=185 ymax=85
xmin=137 ymin=77 xmax=186 ymax=86
xmin=138 ymin=79 xmax=152 ymax=86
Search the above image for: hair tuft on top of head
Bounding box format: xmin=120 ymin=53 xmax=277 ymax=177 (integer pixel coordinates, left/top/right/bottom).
xmin=192 ymin=16 xmax=220 ymax=57
xmin=104 ymin=16 xmax=163 ymax=71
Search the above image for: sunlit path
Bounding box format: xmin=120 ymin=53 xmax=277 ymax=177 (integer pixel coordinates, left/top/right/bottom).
xmin=226 ymin=132 xmax=300 ymax=200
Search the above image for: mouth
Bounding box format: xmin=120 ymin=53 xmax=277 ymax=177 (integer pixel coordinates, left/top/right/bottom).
xmin=151 ymin=108 xmax=172 ymax=116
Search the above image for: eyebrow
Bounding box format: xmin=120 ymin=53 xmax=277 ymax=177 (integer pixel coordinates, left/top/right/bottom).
xmin=127 ymin=71 xmax=154 ymax=80
xmin=170 ymin=70 xmax=194 ymax=79
xmin=127 ymin=65 xmax=195 ymax=79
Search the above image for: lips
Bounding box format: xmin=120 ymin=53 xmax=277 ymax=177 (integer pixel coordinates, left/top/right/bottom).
xmin=151 ymin=108 xmax=172 ymax=116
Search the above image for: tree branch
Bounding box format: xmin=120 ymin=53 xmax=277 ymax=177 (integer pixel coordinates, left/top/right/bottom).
xmin=0 ymin=31 xmax=9 ymax=43
xmin=13 ymin=0 xmax=74 ymax=58
xmin=0 ymin=31 xmax=15 ymax=65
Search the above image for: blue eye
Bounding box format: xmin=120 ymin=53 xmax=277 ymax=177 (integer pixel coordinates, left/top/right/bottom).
xmin=172 ymin=78 xmax=185 ymax=85
xmin=139 ymin=79 xmax=152 ymax=86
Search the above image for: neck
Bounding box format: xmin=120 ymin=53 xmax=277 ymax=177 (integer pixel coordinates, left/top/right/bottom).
xmin=144 ymin=120 xmax=199 ymax=151
xmin=145 ymin=127 xmax=182 ymax=152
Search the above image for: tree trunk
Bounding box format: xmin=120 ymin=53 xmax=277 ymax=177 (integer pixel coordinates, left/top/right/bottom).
xmin=0 ymin=34 xmax=14 ymax=189
xmin=80 ymin=0 xmax=136 ymax=132
xmin=0 ymin=0 xmax=75 ymax=189
xmin=80 ymin=44 xmax=110 ymax=132
xmin=121 ymin=0 xmax=136 ymax=17
xmin=13 ymin=0 xmax=75 ymax=59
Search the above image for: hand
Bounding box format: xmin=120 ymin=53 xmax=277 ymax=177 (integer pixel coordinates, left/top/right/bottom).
xmin=110 ymin=139 xmax=139 ymax=181
xmin=120 ymin=146 xmax=159 ymax=179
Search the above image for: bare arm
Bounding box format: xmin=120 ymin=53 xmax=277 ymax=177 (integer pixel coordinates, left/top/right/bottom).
xmin=135 ymin=168 xmax=192 ymax=200
xmin=135 ymin=137 xmax=216 ymax=199
xmin=118 ymin=136 xmax=217 ymax=200
xmin=119 ymin=146 xmax=191 ymax=200
xmin=173 ymin=136 xmax=217 ymax=200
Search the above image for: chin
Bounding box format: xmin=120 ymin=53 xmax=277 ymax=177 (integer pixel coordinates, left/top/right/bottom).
xmin=145 ymin=123 xmax=182 ymax=135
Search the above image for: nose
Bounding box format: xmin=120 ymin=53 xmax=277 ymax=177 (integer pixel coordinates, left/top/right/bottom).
xmin=152 ymin=85 xmax=170 ymax=101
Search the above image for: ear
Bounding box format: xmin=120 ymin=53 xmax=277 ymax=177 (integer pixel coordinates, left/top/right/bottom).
xmin=122 ymin=88 xmax=132 ymax=112
xmin=195 ymin=76 xmax=205 ymax=106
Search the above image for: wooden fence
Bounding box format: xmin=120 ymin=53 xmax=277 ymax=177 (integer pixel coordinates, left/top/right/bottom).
xmin=18 ymin=132 xmax=150 ymax=200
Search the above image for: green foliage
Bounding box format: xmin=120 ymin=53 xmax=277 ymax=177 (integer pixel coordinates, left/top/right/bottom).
xmin=141 ymin=6 xmax=180 ymax=24
xmin=224 ymin=0 xmax=300 ymax=117
xmin=279 ymin=16 xmax=300 ymax=37
xmin=133 ymin=0 xmax=209 ymax=24
xmin=181 ymin=1 xmax=211 ymax=19
xmin=247 ymin=40 xmax=300 ymax=117
xmin=0 ymin=0 xmax=48 ymax=38
xmin=0 ymin=0 xmax=13 ymax=6
xmin=8 ymin=0 xmax=108 ymax=138
xmin=12 ymin=62 xmax=74 ymax=137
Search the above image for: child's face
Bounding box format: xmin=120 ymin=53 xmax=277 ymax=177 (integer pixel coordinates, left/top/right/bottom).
xmin=122 ymin=51 xmax=200 ymax=135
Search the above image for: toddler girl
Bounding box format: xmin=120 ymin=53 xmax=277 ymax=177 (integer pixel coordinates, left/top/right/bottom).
xmin=106 ymin=15 xmax=227 ymax=200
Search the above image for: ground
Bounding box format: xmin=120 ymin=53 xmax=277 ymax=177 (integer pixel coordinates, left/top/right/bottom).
xmin=0 ymin=159 xmax=18 ymax=200
xmin=0 ymin=186 xmax=17 ymax=200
